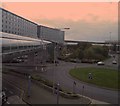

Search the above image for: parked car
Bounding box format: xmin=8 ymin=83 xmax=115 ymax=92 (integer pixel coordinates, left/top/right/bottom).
xmin=97 ymin=61 xmax=104 ymax=65
xmin=81 ymin=59 xmax=98 ymax=64
xmin=0 ymin=91 xmax=7 ymax=105
xmin=112 ymin=60 xmax=117 ymax=64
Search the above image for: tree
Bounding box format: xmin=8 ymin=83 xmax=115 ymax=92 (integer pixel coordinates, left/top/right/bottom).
xmin=78 ymin=42 xmax=92 ymax=50
xmin=84 ymin=45 xmax=109 ymax=61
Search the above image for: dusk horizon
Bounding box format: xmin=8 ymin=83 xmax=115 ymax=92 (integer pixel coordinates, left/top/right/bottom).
xmin=1 ymin=2 xmax=118 ymax=42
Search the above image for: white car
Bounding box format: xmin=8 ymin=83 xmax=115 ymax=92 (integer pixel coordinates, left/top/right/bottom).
xmin=112 ymin=60 xmax=117 ymax=64
xmin=97 ymin=61 xmax=104 ymax=65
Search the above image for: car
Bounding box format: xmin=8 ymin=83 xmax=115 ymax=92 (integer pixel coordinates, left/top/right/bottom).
xmin=0 ymin=91 xmax=8 ymax=105
xmin=97 ymin=61 xmax=104 ymax=65
xmin=112 ymin=60 xmax=117 ymax=64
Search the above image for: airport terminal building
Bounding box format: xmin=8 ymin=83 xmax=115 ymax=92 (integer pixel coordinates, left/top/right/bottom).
xmin=37 ymin=25 xmax=64 ymax=44
xmin=1 ymin=8 xmax=64 ymax=43
xmin=0 ymin=8 xmax=64 ymax=63
xmin=1 ymin=8 xmax=38 ymax=38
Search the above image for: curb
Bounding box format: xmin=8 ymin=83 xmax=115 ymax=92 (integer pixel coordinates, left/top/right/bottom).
xmin=3 ymin=68 xmax=91 ymax=104
xmin=31 ymin=79 xmax=92 ymax=104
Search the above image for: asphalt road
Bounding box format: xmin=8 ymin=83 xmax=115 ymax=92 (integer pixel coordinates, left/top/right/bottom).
xmin=38 ymin=61 xmax=118 ymax=104
xmin=2 ymin=73 xmax=90 ymax=104
xmin=2 ymin=54 xmax=119 ymax=104
xmin=104 ymin=54 xmax=119 ymax=69
xmin=2 ymin=78 xmax=22 ymax=98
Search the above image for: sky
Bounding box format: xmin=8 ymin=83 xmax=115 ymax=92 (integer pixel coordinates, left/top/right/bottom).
xmin=1 ymin=2 xmax=118 ymax=42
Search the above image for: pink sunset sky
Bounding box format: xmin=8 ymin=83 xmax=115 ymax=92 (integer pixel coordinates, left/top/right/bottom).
xmin=2 ymin=2 xmax=118 ymax=41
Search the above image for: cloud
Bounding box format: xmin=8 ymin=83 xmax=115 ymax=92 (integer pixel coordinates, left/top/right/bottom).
xmin=35 ymin=18 xmax=118 ymax=42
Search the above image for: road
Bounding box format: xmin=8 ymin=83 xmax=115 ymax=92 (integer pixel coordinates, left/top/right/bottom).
xmin=2 ymin=54 xmax=119 ymax=104
xmin=2 ymin=73 xmax=90 ymax=104
xmin=37 ymin=61 xmax=118 ymax=104
xmin=104 ymin=54 xmax=118 ymax=68
xmin=2 ymin=79 xmax=23 ymax=98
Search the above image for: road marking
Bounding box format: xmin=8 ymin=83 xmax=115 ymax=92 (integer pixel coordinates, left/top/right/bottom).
xmin=16 ymin=96 xmax=19 ymax=99
xmin=4 ymin=87 xmax=7 ymax=90
xmin=6 ymin=102 xmax=10 ymax=104
xmin=3 ymin=79 xmax=24 ymax=98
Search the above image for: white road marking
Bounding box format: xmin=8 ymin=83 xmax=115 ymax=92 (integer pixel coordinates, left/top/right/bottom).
xmin=4 ymin=87 xmax=7 ymax=90
xmin=6 ymin=101 xmax=10 ymax=104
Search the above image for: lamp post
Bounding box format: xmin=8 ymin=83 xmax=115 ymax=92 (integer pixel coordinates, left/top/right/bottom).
xmin=52 ymin=27 xmax=70 ymax=94
xmin=53 ymin=43 xmax=57 ymax=94
xmin=81 ymin=85 xmax=85 ymax=103
xmin=57 ymin=28 xmax=70 ymax=30
xmin=28 ymin=75 xmax=31 ymax=97
xmin=56 ymin=83 xmax=60 ymax=104
xmin=73 ymin=81 xmax=76 ymax=94
xmin=109 ymin=32 xmax=112 ymax=55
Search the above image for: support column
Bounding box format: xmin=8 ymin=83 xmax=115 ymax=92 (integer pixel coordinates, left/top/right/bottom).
xmin=27 ymin=52 xmax=35 ymax=65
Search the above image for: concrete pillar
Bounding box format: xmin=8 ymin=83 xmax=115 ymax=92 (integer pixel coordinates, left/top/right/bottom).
xmin=38 ymin=49 xmax=46 ymax=65
xmin=27 ymin=52 xmax=35 ymax=65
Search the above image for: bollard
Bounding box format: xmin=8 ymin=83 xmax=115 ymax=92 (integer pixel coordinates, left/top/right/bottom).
xmin=28 ymin=75 xmax=31 ymax=97
xmin=73 ymin=81 xmax=76 ymax=94
xmin=57 ymin=83 xmax=60 ymax=104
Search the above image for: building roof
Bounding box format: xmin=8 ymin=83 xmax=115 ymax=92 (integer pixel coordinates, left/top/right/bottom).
xmin=1 ymin=7 xmax=38 ymax=26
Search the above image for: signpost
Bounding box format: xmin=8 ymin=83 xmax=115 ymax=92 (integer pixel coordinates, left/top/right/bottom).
xmin=28 ymin=75 xmax=31 ymax=97
xmin=82 ymin=85 xmax=85 ymax=98
xmin=73 ymin=81 xmax=76 ymax=94
xmin=53 ymin=44 xmax=57 ymax=94
xmin=56 ymin=83 xmax=60 ymax=104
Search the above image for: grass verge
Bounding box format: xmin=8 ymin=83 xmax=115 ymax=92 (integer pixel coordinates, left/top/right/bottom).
xmin=69 ymin=67 xmax=119 ymax=90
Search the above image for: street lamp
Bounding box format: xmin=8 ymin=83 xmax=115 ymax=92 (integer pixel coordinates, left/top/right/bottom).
xmin=56 ymin=83 xmax=60 ymax=104
xmin=109 ymin=32 xmax=112 ymax=54
xmin=52 ymin=28 xmax=70 ymax=94
xmin=28 ymin=75 xmax=31 ymax=97
xmin=53 ymin=42 xmax=57 ymax=94
xmin=73 ymin=81 xmax=76 ymax=94
xmin=57 ymin=27 xmax=70 ymax=30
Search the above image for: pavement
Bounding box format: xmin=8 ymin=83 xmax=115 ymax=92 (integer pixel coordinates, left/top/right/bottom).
xmin=7 ymin=95 xmax=26 ymax=104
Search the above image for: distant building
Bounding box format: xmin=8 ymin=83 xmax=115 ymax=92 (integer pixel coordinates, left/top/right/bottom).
xmin=1 ymin=8 xmax=38 ymax=38
xmin=37 ymin=25 xmax=64 ymax=44
xmin=1 ymin=8 xmax=65 ymax=43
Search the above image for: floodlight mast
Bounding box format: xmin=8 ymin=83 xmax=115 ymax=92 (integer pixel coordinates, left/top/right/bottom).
xmin=52 ymin=27 xmax=70 ymax=94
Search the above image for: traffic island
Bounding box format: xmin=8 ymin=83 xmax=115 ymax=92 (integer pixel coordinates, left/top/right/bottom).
xmin=30 ymin=74 xmax=91 ymax=104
